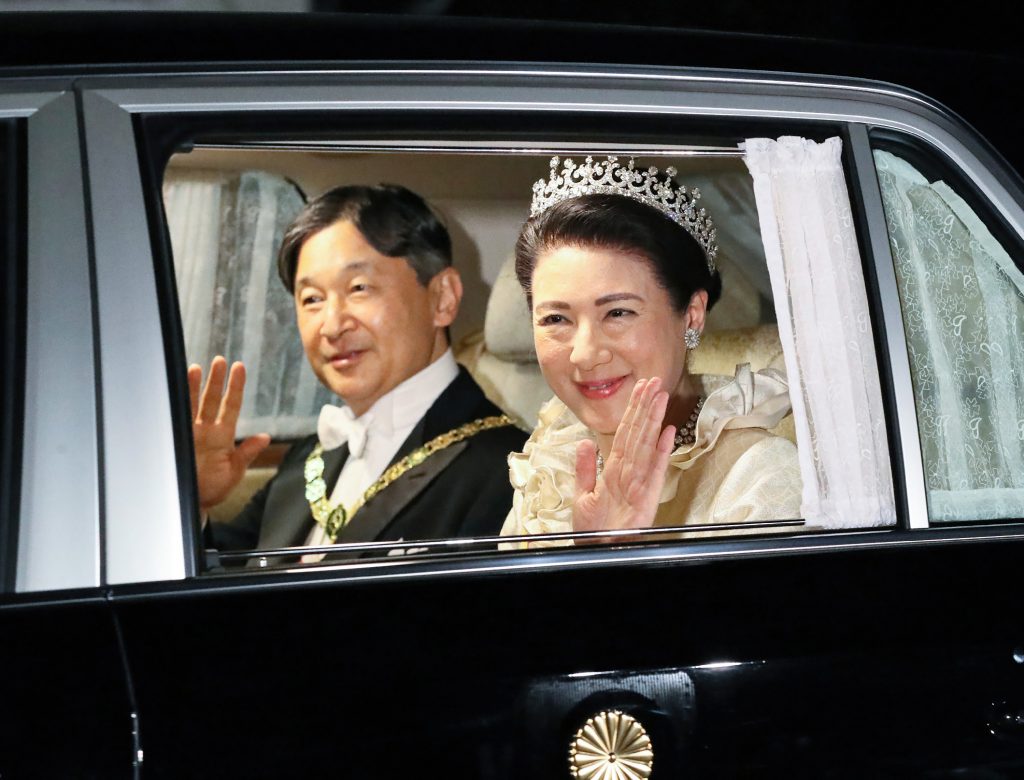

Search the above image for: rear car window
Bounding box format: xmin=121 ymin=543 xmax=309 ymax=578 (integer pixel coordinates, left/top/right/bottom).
xmin=873 ymin=140 xmax=1024 ymax=524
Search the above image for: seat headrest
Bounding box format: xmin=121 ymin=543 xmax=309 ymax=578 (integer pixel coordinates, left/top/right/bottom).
xmin=484 ymin=255 xmax=536 ymax=363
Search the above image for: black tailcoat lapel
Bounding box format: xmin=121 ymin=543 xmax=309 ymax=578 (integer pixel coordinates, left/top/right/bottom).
xmin=255 ymin=442 xmax=348 ymax=554
xmin=333 ymin=433 xmax=469 ymax=549
xmin=221 ymin=366 xmax=524 ymax=565
xmin=337 ymin=364 xmax=509 ymax=548
xmin=335 ymin=367 xmax=489 ymax=546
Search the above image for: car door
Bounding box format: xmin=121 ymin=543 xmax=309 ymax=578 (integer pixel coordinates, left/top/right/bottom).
xmin=76 ymin=66 xmax=1024 ymax=779
xmin=0 ymin=85 xmax=137 ymax=779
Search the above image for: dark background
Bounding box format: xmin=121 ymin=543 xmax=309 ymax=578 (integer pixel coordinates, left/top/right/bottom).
xmin=312 ymin=0 xmax=1020 ymax=57
xmin=0 ymin=1 xmax=1020 ymax=174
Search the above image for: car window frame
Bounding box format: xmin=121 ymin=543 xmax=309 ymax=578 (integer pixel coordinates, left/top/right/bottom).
xmin=70 ymin=64 xmax=1024 ymax=591
xmin=147 ymin=115 xmax=870 ymax=569
xmin=0 ymin=84 xmax=108 ymax=596
xmin=0 ymin=114 xmax=25 ymax=593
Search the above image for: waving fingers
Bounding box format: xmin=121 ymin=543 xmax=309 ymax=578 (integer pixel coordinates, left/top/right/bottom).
xmin=196 ymin=355 xmax=227 ymax=424
xmin=218 ymin=361 xmax=248 ymax=427
xmin=607 ymin=377 xmax=652 ymax=468
xmin=616 ymin=378 xmax=664 ymax=467
xmin=187 ymin=364 xmax=202 ymax=421
xmin=626 ymin=383 xmax=670 ymax=475
xmin=575 ymin=438 xmax=599 ymax=499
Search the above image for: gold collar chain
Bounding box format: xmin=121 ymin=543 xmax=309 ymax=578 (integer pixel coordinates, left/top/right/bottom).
xmin=303 ymin=414 xmax=513 ymax=541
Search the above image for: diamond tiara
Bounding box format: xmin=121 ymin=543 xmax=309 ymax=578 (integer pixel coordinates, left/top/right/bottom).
xmin=530 ymin=155 xmax=718 ymax=272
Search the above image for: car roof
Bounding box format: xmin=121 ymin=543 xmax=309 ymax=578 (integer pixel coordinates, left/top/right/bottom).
xmin=2 ymin=11 xmax=1022 ymax=175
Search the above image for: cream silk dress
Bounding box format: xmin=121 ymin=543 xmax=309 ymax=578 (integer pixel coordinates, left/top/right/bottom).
xmin=500 ymin=364 xmax=803 ymax=548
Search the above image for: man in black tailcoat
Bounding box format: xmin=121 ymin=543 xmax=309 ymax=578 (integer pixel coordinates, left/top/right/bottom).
xmin=191 ymin=184 xmax=526 ymax=563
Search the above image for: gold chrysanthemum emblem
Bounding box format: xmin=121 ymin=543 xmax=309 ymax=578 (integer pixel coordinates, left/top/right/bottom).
xmin=568 ymin=709 xmax=654 ymax=779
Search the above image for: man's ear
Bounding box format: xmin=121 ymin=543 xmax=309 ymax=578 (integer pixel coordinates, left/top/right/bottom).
xmin=429 ymin=267 xmax=463 ymax=328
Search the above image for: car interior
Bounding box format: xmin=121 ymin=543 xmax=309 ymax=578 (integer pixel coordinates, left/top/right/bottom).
xmin=164 ymin=145 xmax=798 ymax=532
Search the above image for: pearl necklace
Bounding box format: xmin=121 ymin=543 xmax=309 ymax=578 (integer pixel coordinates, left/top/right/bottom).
xmin=595 ymin=395 xmax=705 ymax=475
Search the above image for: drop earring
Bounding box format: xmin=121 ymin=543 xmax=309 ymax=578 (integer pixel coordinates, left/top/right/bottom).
xmin=684 ymin=327 xmax=701 ymax=350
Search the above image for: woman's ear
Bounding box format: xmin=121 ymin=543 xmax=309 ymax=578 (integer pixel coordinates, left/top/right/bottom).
xmin=430 ymin=267 xmax=464 ymax=328
xmin=686 ymin=289 xmax=709 ymax=333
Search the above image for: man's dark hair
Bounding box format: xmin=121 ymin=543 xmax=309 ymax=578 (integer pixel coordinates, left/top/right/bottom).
xmin=278 ymin=183 xmax=452 ymax=292
xmin=515 ymin=193 xmax=722 ymax=311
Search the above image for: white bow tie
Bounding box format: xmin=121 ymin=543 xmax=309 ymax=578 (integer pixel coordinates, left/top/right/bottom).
xmin=317 ymin=404 xmax=372 ymax=458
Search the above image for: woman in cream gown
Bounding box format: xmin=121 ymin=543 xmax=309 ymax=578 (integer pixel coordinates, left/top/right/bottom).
xmin=500 ymin=157 xmax=802 ymax=546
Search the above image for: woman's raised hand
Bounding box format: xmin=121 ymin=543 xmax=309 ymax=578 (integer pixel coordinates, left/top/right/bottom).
xmin=573 ymin=377 xmax=677 ymax=538
xmin=188 ymin=356 xmax=271 ymax=511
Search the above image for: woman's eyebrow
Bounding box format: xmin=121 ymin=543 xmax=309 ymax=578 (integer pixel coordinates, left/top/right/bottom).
xmin=595 ymin=292 xmax=643 ymax=306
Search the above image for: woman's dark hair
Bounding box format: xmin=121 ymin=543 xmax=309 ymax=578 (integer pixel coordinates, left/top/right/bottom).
xmin=277 ymin=183 xmax=452 ymax=292
xmin=515 ymin=194 xmax=722 ymax=312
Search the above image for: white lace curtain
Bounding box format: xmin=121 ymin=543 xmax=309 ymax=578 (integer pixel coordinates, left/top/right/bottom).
xmin=163 ymin=169 xmax=332 ymax=438
xmin=874 ymin=150 xmax=1024 ymax=522
xmin=744 ymin=137 xmax=896 ymax=528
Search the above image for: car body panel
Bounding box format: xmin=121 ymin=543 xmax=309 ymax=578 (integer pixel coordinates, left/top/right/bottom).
xmin=109 ymin=538 xmax=1024 ymax=777
xmin=0 ymin=594 xmax=134 ymax=779
xmin=81 ymin=89 xmax=186 ymax=586
xmin=19 ymin=90 xmax=101 ymax=593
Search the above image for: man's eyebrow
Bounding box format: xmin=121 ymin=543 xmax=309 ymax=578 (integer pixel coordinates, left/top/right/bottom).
xmin=295 ymin=261 xmax=371 ymax=289
xmin=340 ymin=260 xmax=371 ymax=274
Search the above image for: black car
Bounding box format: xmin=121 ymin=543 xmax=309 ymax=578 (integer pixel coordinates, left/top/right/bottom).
xmin=2 ymin=12 xmax=1024 ymax=779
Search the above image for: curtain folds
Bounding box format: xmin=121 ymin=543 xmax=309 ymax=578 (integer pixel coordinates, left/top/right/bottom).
xmin=744 ymin=137 xmax=896 ymax=528
xmin=874 ymin=150 xmax=1024 ymax=521
xmin=164 ymin=169 xmax=332 ymax=439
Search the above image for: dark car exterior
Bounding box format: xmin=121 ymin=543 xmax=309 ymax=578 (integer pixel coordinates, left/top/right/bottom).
xmin=2 ymin=12 xmax=1024 ymax=779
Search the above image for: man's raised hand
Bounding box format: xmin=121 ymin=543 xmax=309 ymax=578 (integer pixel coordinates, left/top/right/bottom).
xmin=188 ymin=356 xmax=270 ymax=511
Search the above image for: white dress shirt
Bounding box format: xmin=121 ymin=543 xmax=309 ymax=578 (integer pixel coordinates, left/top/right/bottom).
xmin=301 ymin=349 xmax=459 ymax=560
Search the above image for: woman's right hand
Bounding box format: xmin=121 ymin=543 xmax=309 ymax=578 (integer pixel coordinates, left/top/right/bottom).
xmin=188 ymin=356 xmax=270 ymax=511
xmin=572 ymin=377 xmax=677 ymax=540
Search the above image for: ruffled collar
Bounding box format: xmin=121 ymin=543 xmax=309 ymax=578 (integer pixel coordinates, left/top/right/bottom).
xmin=509 ymin=364 xmax=793 ymax=506
xmin=669 ymin=363 xmax=792 ymax=470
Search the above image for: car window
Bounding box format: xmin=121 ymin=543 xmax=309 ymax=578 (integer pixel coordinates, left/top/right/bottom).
xmin=141 ymin=120 xmax=895 ymax=571
xmin=164 ymin=167 xmax=331 ymax=441
xmin=873 ymin=140 xmax=1024 ymax=524
xmin=0 ymin=118 xmax=24 ymax=591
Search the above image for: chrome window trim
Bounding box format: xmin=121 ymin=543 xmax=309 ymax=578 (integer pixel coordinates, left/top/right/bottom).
xmin=115 ymin=524 xmax=1024 ymax=602
xmin=0 ymin=90 xmax=70 ymax=118
xmin=217 ymin=519 xmax=808 ymax=565
xmin=79 ymin=91 xmax=185 ymax=586
xmin=846 ymin=124 xmax=930 ymax=529
xmin=18 ymin=91 xmax=102 ymax=593
xmin=7 ymin=523 xmax=1022 ymax=610
xmin=78 ymin=62 xmax=952 ymax=112
xmin=83 ymin=65 xmax=1024 ymax=249
xmin=197 ymin=140 xmax=749 ymax=155
xmin=75 ymin=64 xmax=1024 ymax=584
